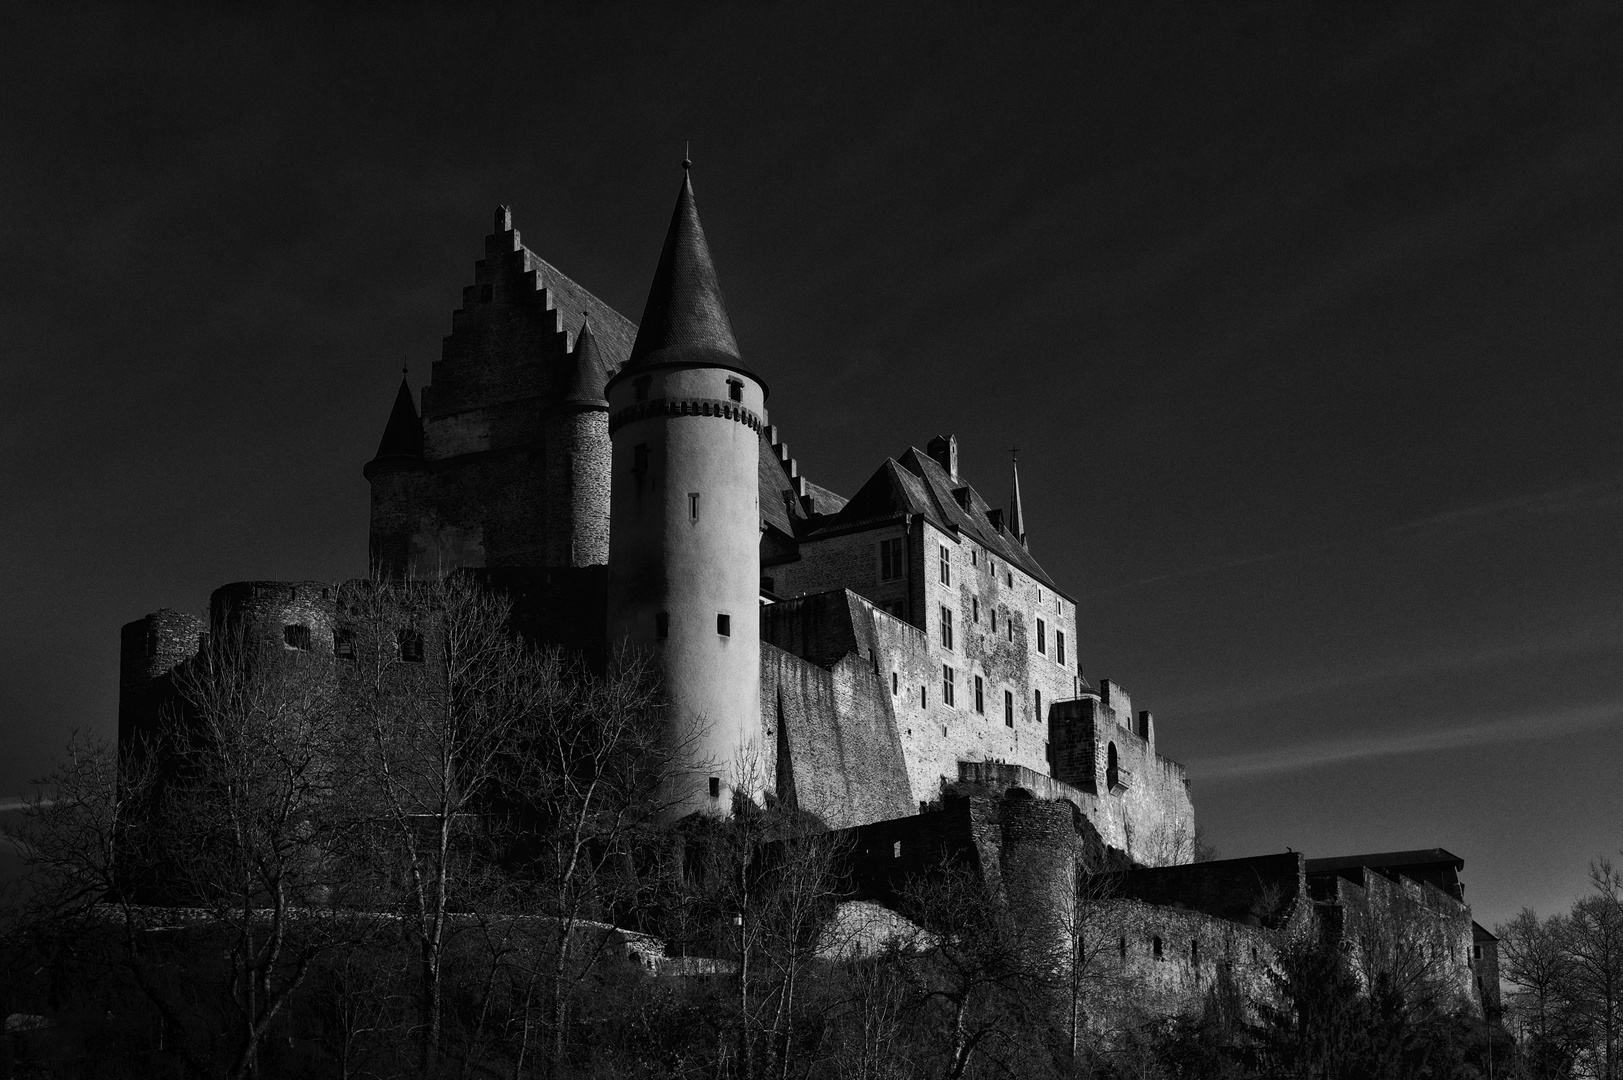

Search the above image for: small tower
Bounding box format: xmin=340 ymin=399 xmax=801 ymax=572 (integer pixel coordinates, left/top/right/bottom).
xmin=364 ymin=373 xmax=425 ymax=576
xmin=545 ymin=317 xmax=613 ymax=565
xmin=605 ymin=162 xmax=767 ymax=817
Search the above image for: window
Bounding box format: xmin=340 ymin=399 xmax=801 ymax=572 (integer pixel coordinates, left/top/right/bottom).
xmin=879 ymin=537 xmax=904 ymax=581
xmin=1107 ymin=742 xmax=1120 ymax=790
xmin=717 ymin=613 xmax=731 ymax=637
xmin=1007 ymin=617 xmax=1013 ymax=642
xmin=1037 ymin=618 xmax=1046 ymax=654
xmin=893 ymin=841 xmax=902 ymax=858
xmin=971 ymin=548 xmax=978 ymax=566
xmin=1153 ymin=936 xmax=1164 ymax=960
xmin=332 ymin=628 xmax=354 ymax=660
xmin=974 ymin=675 xmax=984 ymax=713
xmin=634 ymin=376 xmax=651 ymax=402
xmin=972 ymin=597 xmax=979 ymax=623
xmin=942 ymin=665 xmax=955 ymax=706
xmin=891 ymin=671 xmax=898 ymax=695
xmin=1120 ymin=936 xmax=1127 ymax=961
xmin=921 ymin=686 xmax=927 ymax=708
xmin=1004 ymin=690 xmax=1014 ymax=728
xmin=398 ymin=628 xmax=425 ymax=663
xmin=655 ymin=612 xmax=669 ymax=640
xmin=726 ymin=377 xmax=743 ymax=402
xmin=1473 ymin=945 xmax=1483 ymax=960
xmin=939 ymin=544 xmax=950 ymax=585
xmin=633 ymin=443 xmax=649 ymax=475
xmin=1035 ymin=689 xmax=1042 ymax=724
xmin=940 ymin=606 xmax=953 ymax=649
xmin=990 ymin=608 xmax=997 ymax=633
xmin=1057 ymin=630 xmax=1065 ymax=665
xmin=688 ymin=492 xmax=700 ymax=520
xmin=283 ymin=624 xmax=311 ymax=651
xmin=1006 ymin=570 xmax=1013 ymax=587
xmin=709 ymin=776 xmax=721 ymax=799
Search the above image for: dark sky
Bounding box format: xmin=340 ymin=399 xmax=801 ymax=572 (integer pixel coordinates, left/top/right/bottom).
xmin=2 ymin=2 xmax=1620 ymax=928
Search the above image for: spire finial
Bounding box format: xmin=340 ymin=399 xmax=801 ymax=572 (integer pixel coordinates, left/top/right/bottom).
xmin=402 ymin=355 xmax=409 ymax=377
xmin=1010 ymin=444 xmax=1020 ymax=462
xmin=682 ymin=141 xmax=692 ymax=172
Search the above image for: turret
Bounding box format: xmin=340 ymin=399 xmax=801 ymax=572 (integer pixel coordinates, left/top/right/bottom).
xmin=605 ymin=161 xmax=767 ymax=817
xmin=543 ymin=318 xmax=614 ymax=565
xmin=364 ymin=373 xmax=425 ymax=577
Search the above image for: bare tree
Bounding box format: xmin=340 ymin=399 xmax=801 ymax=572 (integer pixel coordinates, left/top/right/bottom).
xmin=1497 ymin=907 xmax=1580 ymax=1078
xmin=338 ymin=573 xmax=540 ymax=1073
xmin=1567 ymin=860 xmax=1623 ymax=1080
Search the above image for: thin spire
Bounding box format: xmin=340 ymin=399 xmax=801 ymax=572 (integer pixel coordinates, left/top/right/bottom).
xmin=614 ymin=160 xmax=759 ymax=387
xmin=1008 ymin=448 xmax=1027 ymax=548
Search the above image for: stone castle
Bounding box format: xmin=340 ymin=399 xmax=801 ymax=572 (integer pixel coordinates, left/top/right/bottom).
xmin=118 ymin=165 xmax=1500 ymax=1021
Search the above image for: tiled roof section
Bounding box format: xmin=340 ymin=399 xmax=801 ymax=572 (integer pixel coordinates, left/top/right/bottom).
xmin=372 ymin=377 xmax=423 ymax=460
xmin=560 ymin=318 xmax=611 ymax=408
xmin=615 ymin=170 xmax=760 ymax=386
xmin=759 ymin=433 xmax=805 ymax=537
xmin=801 ymin=480 xmax=848 ymax=516
xmin=517 ymin=246 xmax=638 ymax=378
xmin=811 ymin=448 xmax=1066 ymax=597
xmin=1305 ymin=849 xmax=1465 ymax=874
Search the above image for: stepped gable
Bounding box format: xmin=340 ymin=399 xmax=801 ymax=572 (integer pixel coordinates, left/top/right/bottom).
xmin=426 ymin=206 xmax=637 ymax=423
xmin=811 ymin=448 xmax=1065 ymax=596
xmin=610 ymin=167 xmax=762 ymax=390
xmin=366 ymin=376 xmax=423 ymax=471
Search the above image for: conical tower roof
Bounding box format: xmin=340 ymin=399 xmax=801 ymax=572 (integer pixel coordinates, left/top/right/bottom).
xmin=560 ymin=317 xmax=611 ymax=408
xmin=610 ymin=163 xmax=763 ymax=393
xmin=364 ymin=375 xmax=424 ymax=479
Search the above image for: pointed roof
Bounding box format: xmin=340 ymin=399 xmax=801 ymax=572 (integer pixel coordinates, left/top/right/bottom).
xmin=560 ymin=318 xmax=611 ymax=408
xmin=800 ymin=446 xmax=1067 ymax=599
xmin=1008 ymin=459 xmax=1027 ymax=547
xmin=608 ymin=165 xmax=763 ymax=393
xmin=363 ymin=376 xmax=424 ymax=479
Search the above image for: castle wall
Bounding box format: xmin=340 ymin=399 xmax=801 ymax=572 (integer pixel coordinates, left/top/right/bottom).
xmin=1311 ymin=867 xmax=1479 ymax=1013
xmin=210 ymin=581 xmax=339 ymax=654
xmin=118 ymin=609 xmax=206 ymax=751
xmin=759 ymin=643 xmax=914 ymax=828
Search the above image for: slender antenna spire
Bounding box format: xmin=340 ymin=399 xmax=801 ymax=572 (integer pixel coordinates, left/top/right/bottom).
xmin=1008 ymin=448 xmax=1027 ymax=549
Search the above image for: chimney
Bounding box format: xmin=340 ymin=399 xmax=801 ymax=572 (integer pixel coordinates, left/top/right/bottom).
xmin=926 ymin=434 xmax=958 ymax=481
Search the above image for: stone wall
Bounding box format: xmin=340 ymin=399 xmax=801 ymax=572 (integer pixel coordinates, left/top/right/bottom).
xmin=1310 ymin=866 xmax=1479 ymax=1014
xmin=759 ymin=642 xmax=915 ymax=828
xmin=118 ymin=608 xmax=206 ymax=750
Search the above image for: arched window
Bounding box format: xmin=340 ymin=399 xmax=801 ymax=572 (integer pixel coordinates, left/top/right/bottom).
xmin=1106 ymin=742 xmax=1120 ymax=790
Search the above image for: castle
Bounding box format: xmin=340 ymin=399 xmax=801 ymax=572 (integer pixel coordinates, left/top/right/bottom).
xmin=118 ymin=164 xmax=1500 ymax=1021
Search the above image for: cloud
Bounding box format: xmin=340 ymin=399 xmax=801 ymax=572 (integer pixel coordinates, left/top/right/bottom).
xmin=1188 ymin=699 xmax=1623 ymax=783
xmin=1096 ymin=476 xmax=1623 ymax=596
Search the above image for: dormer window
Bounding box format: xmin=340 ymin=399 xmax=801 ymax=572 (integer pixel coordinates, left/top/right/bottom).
xmin=726 ymin=378 xmax=743 ymax=402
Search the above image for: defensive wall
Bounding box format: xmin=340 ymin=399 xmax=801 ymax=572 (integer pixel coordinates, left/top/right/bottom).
xmin=1308 ymin=862 xmax=1478 ymax=1012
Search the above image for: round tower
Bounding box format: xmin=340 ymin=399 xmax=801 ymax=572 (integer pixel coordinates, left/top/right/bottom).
xmin=606 ymin=163 xmax=766 ymax=817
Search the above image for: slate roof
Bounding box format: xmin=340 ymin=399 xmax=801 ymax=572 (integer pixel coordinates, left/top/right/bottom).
xmin=371 ymin=376 xmax=423 ymax=461
xmin=804 ymin=447 xmax=1066 ymax=598
xmin=560 ymin=317 xmax=612 ymax=408
xmin=511 ymin=242 xmax=638 ymax=379
xmin=611 ymin=168 xmax=762 ymax=391
xmin=1304 ymin=849 xmax=1465 ymax=874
